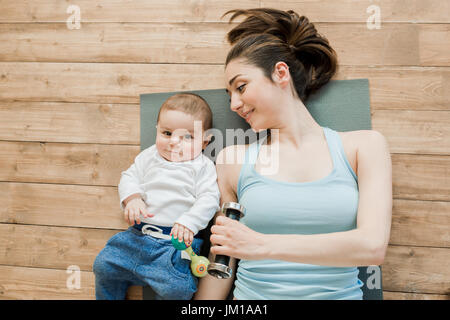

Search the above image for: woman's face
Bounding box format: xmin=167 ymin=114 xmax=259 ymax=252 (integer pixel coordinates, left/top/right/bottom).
xmin=225 ymin=59 xmax=282 ymax=132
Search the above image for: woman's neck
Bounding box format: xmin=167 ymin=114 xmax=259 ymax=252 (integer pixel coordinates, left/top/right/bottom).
xmin=269 ymin=99 xmax=323 ymax=148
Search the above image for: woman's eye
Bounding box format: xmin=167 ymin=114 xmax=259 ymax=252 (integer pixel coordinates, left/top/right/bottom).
xmin=237 ymin=84 xmax=245 ymax=92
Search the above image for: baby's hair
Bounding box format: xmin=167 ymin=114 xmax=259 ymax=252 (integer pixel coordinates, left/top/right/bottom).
xmin=157 ymin=93 xmax=213 ymax=131
xmin=222 ymin=8 xmax=338 ymax=102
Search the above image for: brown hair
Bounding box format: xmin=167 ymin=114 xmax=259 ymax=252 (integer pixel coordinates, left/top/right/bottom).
xmin=223 ymin=8 xmax=338 ymax=102
xmin=157 ymin=93 xmax=213 ymax=130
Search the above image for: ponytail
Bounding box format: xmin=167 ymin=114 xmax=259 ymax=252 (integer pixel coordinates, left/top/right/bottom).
xmin=223 ymin=8 xmax=338 ymax=102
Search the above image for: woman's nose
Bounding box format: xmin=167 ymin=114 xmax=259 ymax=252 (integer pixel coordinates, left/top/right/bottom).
xmin=230 ymin=93 xmax=243 ymax=112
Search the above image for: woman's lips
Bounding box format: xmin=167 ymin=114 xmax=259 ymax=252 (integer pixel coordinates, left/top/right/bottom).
xmin=243 ymin=109 xmax=254 ymax=122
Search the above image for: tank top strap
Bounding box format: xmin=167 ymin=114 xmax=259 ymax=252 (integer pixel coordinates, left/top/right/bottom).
xmin=238 ymin=135 xmax=266 ymax=200
xmin=322 ymin=127 xmax=358 ymax=181
xmin=244 ymin=135 xmax=266 ymax=165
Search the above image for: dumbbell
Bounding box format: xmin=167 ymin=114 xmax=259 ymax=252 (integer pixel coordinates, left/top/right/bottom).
xmin=207 ymin=202 xmax=246 ymax=279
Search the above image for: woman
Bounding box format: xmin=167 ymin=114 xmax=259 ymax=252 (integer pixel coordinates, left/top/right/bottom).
xmin=195 ymin=8 xmax=392 ymax=300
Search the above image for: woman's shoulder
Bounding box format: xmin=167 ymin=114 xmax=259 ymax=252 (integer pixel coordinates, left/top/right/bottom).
xmin=216 ymin=144 xmax=250 ymax=191
xmin=338 ymin=129 xmax=388 ymax=149
xmin=336 ymin=129 xmax=389 ymax=174
xmin=338 ymin=129 xmax=390 ymax=165
xmin=216 ymin=144 xmax=250 ymax=167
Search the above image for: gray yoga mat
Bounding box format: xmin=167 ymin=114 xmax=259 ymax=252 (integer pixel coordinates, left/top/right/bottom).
xmin=140 ymin=78 xmax=383 ymax=300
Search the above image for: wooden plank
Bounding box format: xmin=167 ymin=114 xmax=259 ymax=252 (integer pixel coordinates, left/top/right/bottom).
xmin=383 ymin=291 xmax=449 ymax=300
xmin=0 ymin=101 xmax=140 ymax=145
xmin=0 ymin=0 xmax=447 ymax=23
xmin=372 ymin=110 xmax=450 ymax=155
xmin=0 ymin=62 xmax=225 ymax=104
xmin=1 ymin=103 xmax=449 ymax=156
xmin=0 ymin=224 xmax=118 ymax=271
xmin=0 ymin=23 xmax=230 ymax=65
xmin=0 ymin=62 xmax=448 ymax=110
xmin=0 ymin=182 xmax=128 ymax=230
xmin=261 ymin=0 xmax=450 ymax=23
xmin=0 ymin=265 xmax=142 ymax=300
xmin=2 ymin=182 xmax=448 ymax=249
xmin=0 ymin=141 xmax=449 ymax=200
xmin=0 ymin=0 xmax=258 ymax=23
xmin=338 ymin=66 xmax=450 ymax=111
xmin=2 ymin=223 xmax=449 ymax=295
xmin=392 ymin=154 xmax=450 ymax=202
xmin=0 ymin=141 xmax=139 ymax=186
xmin=390 ymin=199 xmax=450 ymax=248
xmin=420 ymin=24 xmax=450 ymax=66
xmin=382 ymin=245 xmax=450 ymax=294
xmin=0 ymin=23 xmax=448 ymax=66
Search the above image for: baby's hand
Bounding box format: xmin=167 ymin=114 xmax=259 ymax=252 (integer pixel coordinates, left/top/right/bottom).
xmin=124 ymin=198 xmax=153 ymax=226
xmin=170 ymin=223 xmax=194 ymax=247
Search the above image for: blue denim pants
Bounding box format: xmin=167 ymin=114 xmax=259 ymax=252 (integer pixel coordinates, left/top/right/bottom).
xmin=93 ymin=225 xmax=203 ymax=300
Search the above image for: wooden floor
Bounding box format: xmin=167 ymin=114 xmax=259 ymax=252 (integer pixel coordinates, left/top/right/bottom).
xmin=0 ymin=0 xmax=449 ymax=299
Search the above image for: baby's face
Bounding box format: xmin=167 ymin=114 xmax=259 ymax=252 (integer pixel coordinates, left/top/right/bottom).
xmin=156 ymin=109 xmax=209 ymax=162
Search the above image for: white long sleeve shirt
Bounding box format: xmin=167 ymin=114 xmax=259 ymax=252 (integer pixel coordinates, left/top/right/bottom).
xmin=118 ymin=145 xmax=220 ymax=235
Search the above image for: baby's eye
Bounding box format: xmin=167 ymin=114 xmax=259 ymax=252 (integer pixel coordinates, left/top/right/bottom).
xmin=162 ymin=131 xmax=171 ymax=136
xmin=183 ymin=134 xmax=193 ymax=140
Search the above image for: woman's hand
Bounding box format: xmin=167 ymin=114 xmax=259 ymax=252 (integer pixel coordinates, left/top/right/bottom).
xmin=210 ymin=216 xmax=267 ymax=260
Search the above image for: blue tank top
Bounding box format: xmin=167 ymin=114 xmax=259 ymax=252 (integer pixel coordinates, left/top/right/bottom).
xmin=234 ymin=126 xmax=364 ymax=300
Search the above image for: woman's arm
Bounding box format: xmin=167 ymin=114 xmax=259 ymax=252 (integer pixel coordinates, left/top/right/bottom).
xmin=194 ymin=146 xmax=240 ymax=300
xmin=210 ymin=131 xmax=392 ymax=267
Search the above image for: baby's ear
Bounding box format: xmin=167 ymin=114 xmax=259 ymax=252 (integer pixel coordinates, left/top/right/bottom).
xmin=202 ymin=134 xmax=213 ymax=150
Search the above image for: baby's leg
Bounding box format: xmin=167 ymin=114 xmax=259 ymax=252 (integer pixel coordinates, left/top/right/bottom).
xmin=137 ymin=237 xmax=203 ymax=300
xmin=92 ymin=230 xmax=143 ymax=299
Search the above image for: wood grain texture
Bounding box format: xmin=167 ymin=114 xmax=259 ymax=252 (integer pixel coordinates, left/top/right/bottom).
xmin=0 ymin=182 xmax=128 ymax=230
xmin=261 ymin=0 xmax=450 ymax=23
xmin=372 ymin=110 xmax=450 ymax=155
xmin=0 ymin=224 xmax=118 ymax=271
xmin=0 ymin=63 xmax=448 ymax=110
xmin=383 ymin=245 xmax=450 ymax=295
xmin=1 ymin=222 xmax=448 ymax=295
xmin=0 ymin=0 xmax=448 ymax=301
xmin=392 ymin=154 xmax=450 ymax=201
xmin=0 ymin=141 xmax=449 ymax=199
xmin=0 ymin=265 xmax=142 ymax=300
xmin=1 ymin=0 xmax=447 ymax=23
xmin=390 ymin=200 xmax=450 ymax=248
xmin=1 ymin=102 xmax=449 ymax=156
xmin=0 ymin=141 xmax=139 ymax=186
xmin=1 ymin=182 xmax=448 ymax=249
xmin=0 ymin=101 xmax=140 ymax=144
xmin=383 ymin=291 xmax=449 ymax=300
xmin=0 ymin=23 xmax=448 ymax=66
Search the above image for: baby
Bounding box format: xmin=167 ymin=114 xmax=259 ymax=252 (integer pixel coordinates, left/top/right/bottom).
xmin=93 ymin=93 xmax=220 ymax=300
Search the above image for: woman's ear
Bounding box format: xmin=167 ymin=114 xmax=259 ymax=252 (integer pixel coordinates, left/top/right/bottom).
xmin=272 ymin=61 xmax=291 ymax=88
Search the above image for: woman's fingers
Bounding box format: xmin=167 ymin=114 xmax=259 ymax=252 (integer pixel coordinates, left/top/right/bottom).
xmin=210 ymin=233 xmax=228 ymax=246
xmin=210 ymin=224 xmax=227 ymax=235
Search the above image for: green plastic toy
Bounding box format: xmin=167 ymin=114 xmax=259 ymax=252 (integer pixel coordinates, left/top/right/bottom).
xmin=171 ymin=236 xmax=210 ymax=277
